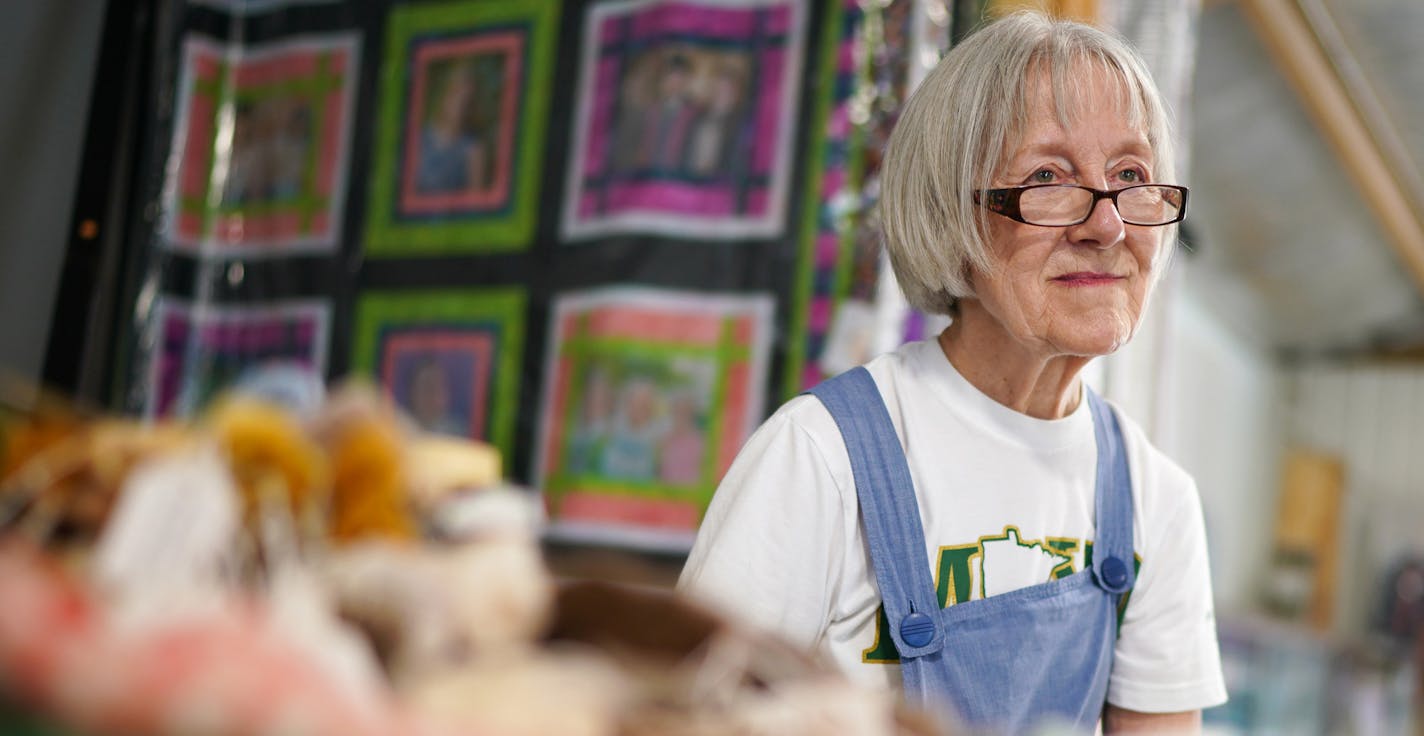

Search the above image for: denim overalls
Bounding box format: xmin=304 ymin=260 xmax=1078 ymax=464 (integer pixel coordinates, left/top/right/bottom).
xmin=809 ymin=367 xmax=1136 ymax=734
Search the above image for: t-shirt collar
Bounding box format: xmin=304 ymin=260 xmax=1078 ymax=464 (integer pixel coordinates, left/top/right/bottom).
xmin=905 ymin=339 xmax=1094 ymax=452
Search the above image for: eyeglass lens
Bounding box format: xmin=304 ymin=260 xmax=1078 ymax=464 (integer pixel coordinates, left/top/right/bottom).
xmin=1018 ymin=186 xmax=1182 ymax=226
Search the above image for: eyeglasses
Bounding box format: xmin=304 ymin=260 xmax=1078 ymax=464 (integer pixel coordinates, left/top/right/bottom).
xmin=973 ymin=183 xmax=1189 ymax=227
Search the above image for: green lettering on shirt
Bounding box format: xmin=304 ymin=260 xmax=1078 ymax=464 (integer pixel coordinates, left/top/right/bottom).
xmin=862 ymin=543 xmax=976 ymax=663
xmin=861 ymin=535 xmax=1142 ymax=664
xmin=937 ymin=543 xmax=979 ymax=608
xmin=1047 ymin=538 xmax=1080 ymax=580
xmin=862 ymin=605 xmax=900 ymax=663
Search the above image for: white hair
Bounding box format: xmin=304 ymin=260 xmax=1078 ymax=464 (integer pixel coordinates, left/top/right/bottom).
xmin=880 ymin=12 xmax=1177 ymax=315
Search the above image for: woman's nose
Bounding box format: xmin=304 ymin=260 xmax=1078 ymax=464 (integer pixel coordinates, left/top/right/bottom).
xmin=1067 ymin=197 xmax=1126 ymax=249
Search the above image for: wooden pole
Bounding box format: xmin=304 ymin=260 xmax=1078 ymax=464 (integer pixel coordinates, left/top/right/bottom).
xmin=987 ymin=0 xmax=1101 ymax=25
xmin=1240 ymin=0 xmax=1424 ymax=296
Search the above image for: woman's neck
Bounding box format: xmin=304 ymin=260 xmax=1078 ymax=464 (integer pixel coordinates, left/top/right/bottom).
xmin=937 ymin=308 xmax=1089 ymax=420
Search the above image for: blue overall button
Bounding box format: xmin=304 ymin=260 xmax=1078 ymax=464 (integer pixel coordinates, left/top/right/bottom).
xmin=1100 ymin=556 xmax=1130 ymax=591
xmin=899 ymin=612 xmax=936 ymax=648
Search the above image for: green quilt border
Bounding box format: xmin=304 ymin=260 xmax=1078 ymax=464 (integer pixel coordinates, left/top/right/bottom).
xmin=350 ymin=287 xmax=526 ymax=463
xmin=542 ymin=315 xmax=753 ymax=515
xmin=363 ymin=0 xmax=559 ymax=255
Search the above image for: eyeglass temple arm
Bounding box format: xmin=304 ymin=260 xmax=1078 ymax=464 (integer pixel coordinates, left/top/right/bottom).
xmin=972 ymin=188 xmax=1021 ymax=219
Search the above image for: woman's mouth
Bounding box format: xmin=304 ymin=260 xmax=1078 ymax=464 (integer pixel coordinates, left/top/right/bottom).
xmin=1051 ymin=272 xmax=1123 ymax=286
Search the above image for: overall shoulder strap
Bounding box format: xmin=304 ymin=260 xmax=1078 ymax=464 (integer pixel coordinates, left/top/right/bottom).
xmin=808 ymin=367 xmax=945 ymax=657
xmin=1085 ymin=389 xmax=1137 ymax=597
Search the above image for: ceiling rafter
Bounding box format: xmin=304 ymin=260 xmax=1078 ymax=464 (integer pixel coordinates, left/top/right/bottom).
xmin=1237 ymin=0 xmax=1424 ymax=299
xmin=987 ymin=0 xmax=1100 ymax=25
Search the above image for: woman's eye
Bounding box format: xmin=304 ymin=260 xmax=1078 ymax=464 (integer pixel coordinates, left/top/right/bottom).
xmin=1031 ymin=170 xmax=1056 ymax=183
xmin=1117 ymin=169 xmax=1144 ymax=183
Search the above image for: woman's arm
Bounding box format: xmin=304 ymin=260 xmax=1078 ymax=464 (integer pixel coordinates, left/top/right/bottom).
xmin=1104 ymin=705 xmax=1200 ymax=734
xmin=678 ymin=399 xmax=851 ymax=648
xmin=1106 ymin=438 xmax=1228 ymax=714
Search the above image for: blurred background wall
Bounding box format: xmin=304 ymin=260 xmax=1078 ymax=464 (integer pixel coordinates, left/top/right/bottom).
xmin=0 ymin=0 xmax=106 ymax=387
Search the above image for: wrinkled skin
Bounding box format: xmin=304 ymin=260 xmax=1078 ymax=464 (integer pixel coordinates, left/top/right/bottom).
xmin=942 ymin=67 xmax=1167 ymax=420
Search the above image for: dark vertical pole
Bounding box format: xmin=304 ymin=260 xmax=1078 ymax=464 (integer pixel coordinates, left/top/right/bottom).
xmin=951 ymin=0 xmax=987 ymax=45
xmin=43 ymin=0 xmax=152 ymax=407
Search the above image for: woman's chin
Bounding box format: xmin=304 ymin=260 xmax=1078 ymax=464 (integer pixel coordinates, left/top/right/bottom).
xmin=1045 ymin=307 xmax=1139 ymax=357
xmin=1049 ymin=326 xmax=1133 ymax=358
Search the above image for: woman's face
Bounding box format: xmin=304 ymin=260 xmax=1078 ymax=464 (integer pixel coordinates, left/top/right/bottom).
xmin=968 ymin=68 xmax=1165 ymax=359
xmin=438 ymin=67 xmax=475 ymax=128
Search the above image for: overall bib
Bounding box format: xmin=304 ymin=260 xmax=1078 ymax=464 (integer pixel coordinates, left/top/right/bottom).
xmin=809 ymin=367 xmax=1136 ymax=734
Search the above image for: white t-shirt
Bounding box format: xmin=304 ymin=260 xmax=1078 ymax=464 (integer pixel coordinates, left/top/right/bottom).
xmin=678 ymin=339 xmax=1227 ymax=713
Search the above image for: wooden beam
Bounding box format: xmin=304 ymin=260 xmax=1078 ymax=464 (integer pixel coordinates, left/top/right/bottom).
xmin=1054 ymin=0 xmax=1099 ymax=23
xmin=988 ymin=0 xmax=1100 ymax=25
xmin=1240 ymin=0 xmax=1424 ymax=296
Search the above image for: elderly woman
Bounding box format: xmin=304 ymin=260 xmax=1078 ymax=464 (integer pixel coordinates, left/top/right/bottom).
xmin=679 ymin=12 xmax=1226 ymax=734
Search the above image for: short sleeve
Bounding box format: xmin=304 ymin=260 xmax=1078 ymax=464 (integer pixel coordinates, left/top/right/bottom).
xmin=677 ymin=397 xmax=851 ymax=650
xmin=1108 ymin=467 xmax=1229 ymax=712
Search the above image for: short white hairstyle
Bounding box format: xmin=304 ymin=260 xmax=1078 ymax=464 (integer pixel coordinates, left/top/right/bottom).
xmin=880 ymin=12 xmax=1177 ymax=315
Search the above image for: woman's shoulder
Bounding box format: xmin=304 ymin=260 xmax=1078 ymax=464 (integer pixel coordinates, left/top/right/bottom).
xmin=760 ymin=391 xmax=847 ymax=456
xmin=1103 ymin=400 xmax=1202 ymax=521
xmin=1109 ymin=406 xmax=1191 ymax=481
xmin=715 ymin=390 xmax=859 ymax=523
xmin=770 ymin=341 xmax=946 ymax=457
xmin=759 ymin=352 xmax=923 ymax=466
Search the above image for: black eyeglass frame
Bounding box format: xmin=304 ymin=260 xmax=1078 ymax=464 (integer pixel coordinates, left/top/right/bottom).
xmin=972 ymin=183 xmax=1189 ymax=227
